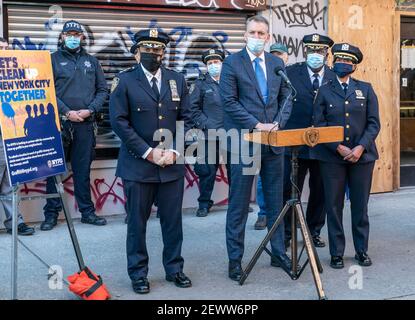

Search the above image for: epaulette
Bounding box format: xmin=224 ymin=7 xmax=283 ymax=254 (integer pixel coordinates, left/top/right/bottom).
xmin=119 ymin=65 xmax=138 ymax=74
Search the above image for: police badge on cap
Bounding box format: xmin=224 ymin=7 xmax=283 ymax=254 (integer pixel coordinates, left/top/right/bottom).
xmin=130 ymin=28 xmax=170 ymax=54
xmin=201 ymin=49 xmax=225 ymax=65
xmin=332 ymin=43 xmax=364 ymax=64
xmin=303 ymin=33 xmax=334 ymax=49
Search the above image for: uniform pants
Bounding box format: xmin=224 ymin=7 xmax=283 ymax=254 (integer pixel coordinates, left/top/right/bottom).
xmin=283 ymin=156 xmax=326 ymax=239
xmin=124 ymin=178 xmax=185 ymax=281
xmin=319 ymin=161 xmax=375 ymax=257
xmin=194 ymin=139 xmax=230 ymax=209
xmin=44 ymin=121 xmax=96 ymax=219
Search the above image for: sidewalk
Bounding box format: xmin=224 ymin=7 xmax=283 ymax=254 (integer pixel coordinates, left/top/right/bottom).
xmin=1 ymin=188 xmax=415 ymax=300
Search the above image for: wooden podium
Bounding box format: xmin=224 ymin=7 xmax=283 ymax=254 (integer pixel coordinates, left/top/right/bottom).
xmin=240 ymin=126 xmax=344 ymax=300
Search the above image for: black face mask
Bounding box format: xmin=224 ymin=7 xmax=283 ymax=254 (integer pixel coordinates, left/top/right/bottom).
xmin=141 ymin=52 xmax=162 ymax=73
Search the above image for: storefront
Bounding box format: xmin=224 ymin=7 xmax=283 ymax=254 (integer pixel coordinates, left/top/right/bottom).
xmin=0 ymin=0 xmax=407 ymax=223
xmin=0 ymin=0 xmax=267 ymax=223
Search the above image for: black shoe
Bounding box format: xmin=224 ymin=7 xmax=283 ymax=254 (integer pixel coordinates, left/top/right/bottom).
xmin=355 ymin=252 xmax=372 ymax=267
xmin=228 ymin=262 xmax=242 ymax=282
xmin=40 ymin=218 xmax=57 ymax=231
xmin=284 ymin=239 xmax=291 ymax=250
xmin=7 ymin=223 xmax=35 ymax=236
xmin=166 ymin=272 xmax=192 ymax=288
xmin=132 ymin=277 xmax=150 ymax=294
xmin=330 ymin=256 xmax=344 ymax=269
xmin=208 ymin=201 xmax=214 ymax=211
xmin=312 ymin=236 xmax=326 ymax=248
xmin=81 ymin=214 xmax=107 ymax=226
xmin=254 ymin=216 xmax=267 ymax=230
xmin=271 ymin=254 xmax=293 ymax=270
xmin=196 ymin=208 xmax=209 ymax=217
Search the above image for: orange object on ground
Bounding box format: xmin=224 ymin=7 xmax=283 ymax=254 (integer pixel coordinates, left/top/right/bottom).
xmin=68 ymin=267 xmax=111 ymax=300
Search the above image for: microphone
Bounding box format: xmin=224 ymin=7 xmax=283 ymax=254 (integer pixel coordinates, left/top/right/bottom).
xmin=274 ymin=66 xmax=293 ymax=87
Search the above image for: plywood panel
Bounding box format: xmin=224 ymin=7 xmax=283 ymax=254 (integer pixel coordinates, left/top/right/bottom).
xmin=328 ymin=0 xmax=398 ymax=193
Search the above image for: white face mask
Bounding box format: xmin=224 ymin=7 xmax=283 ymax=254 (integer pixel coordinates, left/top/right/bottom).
xmin=207 ymin=62 xmax=222 ymax=78
xmin=246 ymin=37 xmax=266 ymax=55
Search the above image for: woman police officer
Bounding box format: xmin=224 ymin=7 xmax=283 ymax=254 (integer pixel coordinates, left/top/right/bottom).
xmin=311 ymin=43 xmax=381 ymax=269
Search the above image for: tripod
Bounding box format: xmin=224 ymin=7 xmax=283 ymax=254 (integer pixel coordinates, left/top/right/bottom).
xmin=239 ymin=147 xmax=327 ymax=300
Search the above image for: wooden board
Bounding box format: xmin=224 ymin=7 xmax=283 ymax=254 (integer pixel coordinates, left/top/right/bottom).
xmin=244 ymin=126 xmax=344 ymax=147
xmin=328 ymin=0 xmax=398 ymax=193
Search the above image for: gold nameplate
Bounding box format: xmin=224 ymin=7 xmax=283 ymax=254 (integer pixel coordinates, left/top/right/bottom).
xmin=169 ymin=80 xmax=180 ymax=102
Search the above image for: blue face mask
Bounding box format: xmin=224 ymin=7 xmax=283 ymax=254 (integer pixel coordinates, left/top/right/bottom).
xmin=306 ymin=53 xmax=325 ymax=70
xmin=65 ymin=36 xmax=81 ymax=50
xmin=333 ymin=62 xmax=355 ymax=78
xmin=207 ymin=63 xmax=222 ymax=78
xmin=247 ymin=37 xmax=266 ymax=55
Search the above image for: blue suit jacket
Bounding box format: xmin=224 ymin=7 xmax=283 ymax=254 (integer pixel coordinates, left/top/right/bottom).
xmin=310 ymin=77 xmax=380 ymax=164
xmin=219 ymin=48 xmax=292 ymax=155
xmin=109 ymin=65 xmax=192 ymax=183
xmin=285 ymin=63 xmax=337 ymax=158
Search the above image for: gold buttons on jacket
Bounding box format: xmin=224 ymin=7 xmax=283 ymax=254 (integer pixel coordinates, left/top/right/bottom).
xmin=346 ymin=125 xmax=350 ymax=129
xmin=159 ymin=115 xmax=163 ymax=120
xmin=345 ymin=101 xmax=349 ymax=105
xmin=346 ymin=113 xmax=350 ymax=117
xmin=159 ymin=103 xmax=162 ymax=108
xmin=346 ymin=137 xmax=350 ymax=141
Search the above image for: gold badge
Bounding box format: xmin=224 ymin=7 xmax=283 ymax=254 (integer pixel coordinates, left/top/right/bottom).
xmin=111 ymin=77 xmax=120 ymax=93
xmin=312 ymin=34 xmax=320 ymax=42
xmin=169 ymin=80 xmax=180 ymax=102
xmin=209 ymin=49 xmax=215 ymax=55
xmin=303 ymin=127 xmax=320 ymax=147
xmin=150 ymin=28 xmax=158 ymax=38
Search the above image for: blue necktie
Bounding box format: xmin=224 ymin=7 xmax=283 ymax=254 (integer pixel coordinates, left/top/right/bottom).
xmin=254 ymin=57 xmax=268 ymax=104
xmin=342 ymin=83 xmax=348 ymax=95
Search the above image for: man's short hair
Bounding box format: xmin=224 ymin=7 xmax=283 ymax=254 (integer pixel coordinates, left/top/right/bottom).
xmin=246 ymin=15 xmax=269 ymax=32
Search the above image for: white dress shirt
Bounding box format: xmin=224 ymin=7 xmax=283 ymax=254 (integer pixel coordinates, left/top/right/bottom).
xmin=307 ymin=66 xmax=325 ymax=87
xmin=246 ymin=47 xmax=267 ymax=80
xmin=140 ymin=64 xmax=179 ymax=160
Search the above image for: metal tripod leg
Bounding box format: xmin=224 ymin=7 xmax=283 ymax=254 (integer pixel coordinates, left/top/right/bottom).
xmin=53 ymin=176 xmax=85 ymax=270
xmin=11 ymin=185 xmax=19 ymax=300
xmin=239 ymin=203 xmax=292 ymax=285
xmin=295 ymin=202 xmax=326 ymax=300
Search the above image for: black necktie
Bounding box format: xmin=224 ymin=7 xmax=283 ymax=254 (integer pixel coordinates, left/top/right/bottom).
xmin=342 ymin=83 xmax=348 ymax=95
xmin=151 ymin=77 xmax=160 ymax=100
xmin=312 ymin=73 xmax=320 ymax=94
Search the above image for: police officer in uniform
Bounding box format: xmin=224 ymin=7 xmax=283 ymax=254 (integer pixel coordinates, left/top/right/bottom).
xmin=312 ymin=43 xmax=380 ymax=269
xmin=190 ymin=49 xmax=230 ymax=217
xmin=41 ymin=20 xmax=108 ymax=230
xmin=109 ymin=29 xmax=193 ymax=294
xmin=283 ymin=34 xmax=336 ymax=249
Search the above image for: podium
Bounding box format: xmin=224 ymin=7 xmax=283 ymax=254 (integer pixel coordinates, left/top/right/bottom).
xmin=241 ymin=126 xmax=344 ymax=300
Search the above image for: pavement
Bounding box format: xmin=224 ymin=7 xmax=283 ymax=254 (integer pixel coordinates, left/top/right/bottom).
xmin=1 ymin=188 xmax=415 ymax=300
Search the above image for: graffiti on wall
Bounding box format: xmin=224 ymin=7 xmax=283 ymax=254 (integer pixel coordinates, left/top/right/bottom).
xmin=271 ymin=0 xmax=328 ymax=64
xmin=19 ymin=164 xmax=229 ymax=215
xmin=164 ymin=0 xmax=266 ymax=10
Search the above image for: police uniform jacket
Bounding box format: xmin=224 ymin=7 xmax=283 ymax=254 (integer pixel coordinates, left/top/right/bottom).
xmin=285 ymin=63 xmax=337 ymax=158
xmin=311 ymin=77 xmax=380 ymax=164
xmin=109 ymin=65 xmax=192 ymax=183
xmin=189 ymin=73 xmax=223 ymax=133
xmin=52 ymin=47 xmax=108 ymax=116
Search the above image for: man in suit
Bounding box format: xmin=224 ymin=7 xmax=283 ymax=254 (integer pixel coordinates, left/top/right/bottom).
xmin=220 ymin=15 xmax=293 ymax=281
xmin=109 ymin=29 xmax=193 ymax=294
xmin=283 ymin=34 xmax=336 ymax=249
